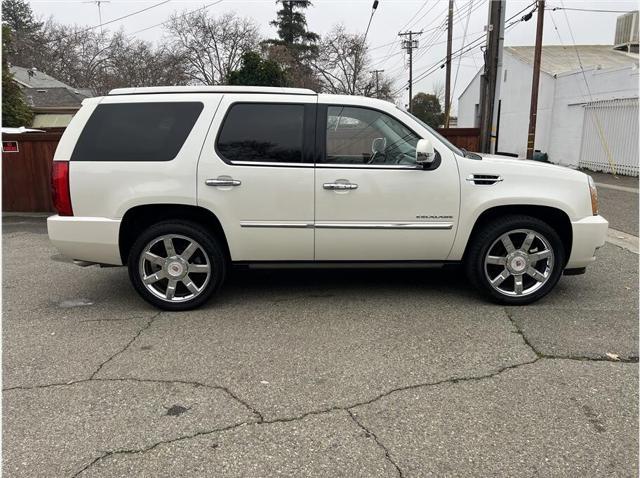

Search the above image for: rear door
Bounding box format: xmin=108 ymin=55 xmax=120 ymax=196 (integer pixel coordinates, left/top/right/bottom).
xmin=314 ymin=101 xmax=460 ymax=261
xmin=197 ymin=94 xmax=317 ymax=261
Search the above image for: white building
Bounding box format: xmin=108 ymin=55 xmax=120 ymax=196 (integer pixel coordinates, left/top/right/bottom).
xmin=458 ymin=44 xmax=639 ymax=176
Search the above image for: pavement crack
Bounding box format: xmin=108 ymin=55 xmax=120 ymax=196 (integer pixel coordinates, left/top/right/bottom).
xmin=89 ymin=312 xmax=160 ymax=380
xmin=347 ymin=410 xmax=403 ymax=477
xmin=503 ymin=307 xmax=638 ymax=363
xmin=72 ymin=421 xmax=253 ymax=476
xmin=91 ymin=377 xmax=264 ymax=421
xmin=544 ymin=355 xmax=638 ymax=363
xmin=503 ymin=307 xmax=544 ymax=358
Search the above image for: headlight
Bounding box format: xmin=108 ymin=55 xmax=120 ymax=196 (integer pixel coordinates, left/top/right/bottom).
xmin=588 ymin=176 xmax=598 ymax=215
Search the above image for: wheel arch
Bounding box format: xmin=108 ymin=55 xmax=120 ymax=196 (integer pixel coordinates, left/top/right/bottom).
xmin=119 ymin=204 xmax=230 ymax=265
xmin=462 ymin=204 xmax=573 ymax=266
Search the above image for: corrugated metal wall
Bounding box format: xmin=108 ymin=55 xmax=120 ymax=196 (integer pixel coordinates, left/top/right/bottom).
xmin=578 ymin=97 xmax=639 ymax=176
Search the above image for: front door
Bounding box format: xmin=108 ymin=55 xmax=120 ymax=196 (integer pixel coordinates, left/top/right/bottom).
xmin=197 ymin=94 xmax=316 ymax=261
xmin=314 ymin=103 xmax=460 ymax=261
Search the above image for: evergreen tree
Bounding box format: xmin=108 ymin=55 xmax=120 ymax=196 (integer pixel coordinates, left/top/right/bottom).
xmin=267 ymin=0 xmax=319 ymax=60
xmin=2 ymin=0 xmax=44 ymax=61
xmin=263 ymin=1 xmax=320 ymax=89
xmin=2 ymin=26 xmax=34 ymax=127
xmin=2 ymin=0 xmax=42 ymax=35
xmin=227 ymin=52 xmax=288 ymax=87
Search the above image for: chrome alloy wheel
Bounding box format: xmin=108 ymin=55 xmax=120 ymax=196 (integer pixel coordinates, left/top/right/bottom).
xmin=138 ymin=234 xmax=211 ymax=303
xmin=483 ymin=228 xmax=555 ymax=297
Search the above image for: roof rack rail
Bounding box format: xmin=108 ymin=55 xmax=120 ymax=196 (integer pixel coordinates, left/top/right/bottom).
xmin=108 ymin=86 xmax=317 ymax=96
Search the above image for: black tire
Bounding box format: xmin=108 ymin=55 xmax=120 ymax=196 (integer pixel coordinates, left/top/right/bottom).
xmin=127 ymin=220 xmax=226 ymax=311
xmin=465 ymin=215 xmax=565 ymax=305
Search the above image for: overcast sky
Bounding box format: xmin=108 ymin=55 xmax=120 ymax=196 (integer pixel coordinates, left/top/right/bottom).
xmin=26 ymin=0 xmax=639 ymax=111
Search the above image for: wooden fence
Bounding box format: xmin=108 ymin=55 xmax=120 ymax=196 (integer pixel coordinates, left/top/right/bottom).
xmin=2 ymin=130 xmax=63 ymax=213
xmin=2 ymin=127 xmax=481 ymax=213
xmin=438 ymin=127 xmax=480 ymax=152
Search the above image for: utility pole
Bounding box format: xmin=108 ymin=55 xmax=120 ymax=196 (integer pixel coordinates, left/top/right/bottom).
xmin=478 ymin=0 xmax=505 ymax=153
xmin=526 ymin=0 xmax=545 ymax=159
xmin=371 ymin=69 xmax=385 ymax=98
xmin=444 ymin=0 xmax=454 ymax=127
xmin=399 ymin=30 xmax=422 ymax=113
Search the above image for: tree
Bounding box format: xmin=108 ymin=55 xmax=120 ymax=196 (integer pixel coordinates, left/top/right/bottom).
xmin=2 ymin=0 xmax=44 ymax=64
xmin=411 ymin=92 xmax=444 ymax=129
xmin=431 ymin=79 xmax=445 ymax=107
xmin=101 ymin=32 xmax=189 ymax=92
xmin=314 ymin=24 xmax=395 ymax=99
xmin=227 ymin=51 xmax=288 ymax=87
xmin=2 ymin=26 xmax=34 ymax=126
xmin=165 ymin=11 xmax=260 ymax=85
xmin=2 ymin=0 xmax=42 ymax=33
xmin=263 ymin=1 xmax=320 ymax=89
xmin=265 ymin=0 xmax=319 ymax=60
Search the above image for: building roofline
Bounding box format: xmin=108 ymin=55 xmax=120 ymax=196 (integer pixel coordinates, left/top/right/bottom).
xmin=457 ymin=67 xmax=483 ymax=101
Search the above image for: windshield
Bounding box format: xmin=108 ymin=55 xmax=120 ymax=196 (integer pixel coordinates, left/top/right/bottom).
xmin=396 ymin=108 xmax=464 ymax=157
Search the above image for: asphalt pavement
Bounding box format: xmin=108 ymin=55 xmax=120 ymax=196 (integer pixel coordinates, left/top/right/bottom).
xmin=3 ymin=215 xmax=638 ymax=477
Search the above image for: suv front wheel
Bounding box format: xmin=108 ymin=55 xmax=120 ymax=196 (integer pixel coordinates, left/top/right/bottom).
xmin=466 ymin=215 xmax=565 ymax=305
xmin=128 ymin=221 xmax=226 ymax=311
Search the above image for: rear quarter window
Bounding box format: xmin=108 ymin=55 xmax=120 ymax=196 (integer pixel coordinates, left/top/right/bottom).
xmin=71 ymin=102 xmax=203 ymax=162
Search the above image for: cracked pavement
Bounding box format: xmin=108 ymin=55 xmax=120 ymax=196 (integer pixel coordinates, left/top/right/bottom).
xmin=3 ymin=217 xmax=638 ymax=477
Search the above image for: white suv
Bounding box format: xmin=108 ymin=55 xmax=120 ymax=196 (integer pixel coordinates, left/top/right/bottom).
xmin=47 ymin=86 xmax=608 ymax=310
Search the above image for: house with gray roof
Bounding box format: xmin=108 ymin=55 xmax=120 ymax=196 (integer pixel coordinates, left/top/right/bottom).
xmin=457 ymin=14 xmax=639 ymax=176
xmin=10 ymin=66 xmax=93 ymax=128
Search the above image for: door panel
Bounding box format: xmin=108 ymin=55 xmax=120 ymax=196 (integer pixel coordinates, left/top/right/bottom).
xmin=314 ymin=104 xmax=460 ymax=261
xmin=197 ymin=94 xmax=316 ymax=261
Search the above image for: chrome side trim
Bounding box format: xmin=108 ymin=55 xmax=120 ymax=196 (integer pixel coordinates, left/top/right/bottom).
xmin=230 ymin=161 xmax=314 ymax=167
xmin=240 ymin=221 xmax=314 ymax=228
xmin=239 ymin=221 xmax=453 ymax=230
xmin=315 ymin=222 xmax=453 ymax=230
xmin=316 ymin=163 xmax=421 ymax=169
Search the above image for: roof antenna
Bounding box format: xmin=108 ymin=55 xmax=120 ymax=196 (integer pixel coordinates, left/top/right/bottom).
xmin=83 ymin=0 xmax=111 ymax=34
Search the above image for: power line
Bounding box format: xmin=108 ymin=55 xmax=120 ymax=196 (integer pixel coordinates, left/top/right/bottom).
xmin=61 ymin=0 xmax=172 ymax=38
xmin=130 ymin=0 xmax=225 ymax=35
xmin=411 ymin=1 xmax=535 ymax=82
xmin=550 ymin=7 xmax=635 ymax=14
xmin=391 ymin=1 xmax=537 ymax=96
xmin=557 ymin=0 xmax=618 ymax=174
xmin=450 ymin=0 xmax=474 ymax=116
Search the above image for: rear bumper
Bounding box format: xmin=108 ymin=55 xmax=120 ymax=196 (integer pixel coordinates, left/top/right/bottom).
xmin=566 ymin=215 xmax=608 ymax=269
xmin=47 ymin=215 xmax=122 ymax=265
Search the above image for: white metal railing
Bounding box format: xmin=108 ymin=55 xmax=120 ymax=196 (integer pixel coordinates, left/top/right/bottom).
xmin=578 ymin=97 xmax=639 ymax=177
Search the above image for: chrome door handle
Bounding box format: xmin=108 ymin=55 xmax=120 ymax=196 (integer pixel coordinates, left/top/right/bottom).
xmin=323 ymin=182 xmax=358 ymax=190
xmin=206 ymin=177 xmax=241 ymax=187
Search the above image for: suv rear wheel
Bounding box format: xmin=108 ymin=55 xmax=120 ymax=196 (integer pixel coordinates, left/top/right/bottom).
xmin=128 ymin=221 xmax=226 ymax=310
xmin=466 ymin=215 xmax=565 ymax=305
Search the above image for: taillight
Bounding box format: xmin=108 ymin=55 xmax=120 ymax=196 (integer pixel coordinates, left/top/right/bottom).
xmin=51 ymin=161 xmax=73 ymax=216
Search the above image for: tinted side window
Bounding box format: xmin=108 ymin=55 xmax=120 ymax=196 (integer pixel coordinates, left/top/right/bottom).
xmin=325 ymin=106 xmax=419 ymax=166
xmin=217 ymin=103 xmax=304 ymax=163
xmin=71 ymin=102 xmax=203 ymax=162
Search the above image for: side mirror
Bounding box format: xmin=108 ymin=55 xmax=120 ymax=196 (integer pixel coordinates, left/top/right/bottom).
xmin=415 ymin=138 xmax=435 ymax=165
xmin=371 ymin=137 xmax=387 ymax=154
